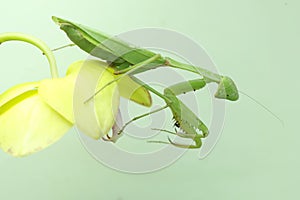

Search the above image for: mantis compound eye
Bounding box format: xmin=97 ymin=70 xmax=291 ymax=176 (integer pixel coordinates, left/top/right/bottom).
xmin=214 ymin=76 xmax=239 ymax=101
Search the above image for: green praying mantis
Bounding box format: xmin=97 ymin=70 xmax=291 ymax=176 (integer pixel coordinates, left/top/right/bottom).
xmin=52 ymin=16 xmax=239 ymax=149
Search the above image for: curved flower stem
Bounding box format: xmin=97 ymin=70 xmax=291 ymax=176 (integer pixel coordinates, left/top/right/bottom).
xmin=0 ymin=32 xmax=59 ymax=78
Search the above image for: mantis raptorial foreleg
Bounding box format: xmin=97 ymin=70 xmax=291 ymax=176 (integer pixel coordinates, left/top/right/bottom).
xmin=117 ymin=77 xmax=209 ymax=148
xmin=144 ymin=79 xmax=208 ymax=148
xmin=166 ymin=79 xmax=206 ymax=95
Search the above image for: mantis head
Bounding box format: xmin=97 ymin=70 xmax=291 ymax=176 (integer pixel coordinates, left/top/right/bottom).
xmin=214 ymin=76 xmax=239 ymax=101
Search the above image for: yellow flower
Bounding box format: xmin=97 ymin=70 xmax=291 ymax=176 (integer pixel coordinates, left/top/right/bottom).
xmin=0 ymin=33 xmax=151 ymax=157
xmin=38 ymin=59 xmax=151 ymax=139
xmin=0 ymin=82 xmax=72 ymax=156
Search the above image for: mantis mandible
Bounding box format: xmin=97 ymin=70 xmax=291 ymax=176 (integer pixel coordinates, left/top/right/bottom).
xmin=53 ymin=16 xmax=239 ymax=148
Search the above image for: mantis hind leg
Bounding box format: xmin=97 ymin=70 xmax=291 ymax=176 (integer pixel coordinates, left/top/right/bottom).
xmin=115 ymin=105 xmax=168 ymax=137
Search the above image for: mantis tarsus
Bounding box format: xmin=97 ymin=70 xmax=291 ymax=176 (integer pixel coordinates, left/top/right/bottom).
xmin=53 ymin=16 xmax=239 ymax=148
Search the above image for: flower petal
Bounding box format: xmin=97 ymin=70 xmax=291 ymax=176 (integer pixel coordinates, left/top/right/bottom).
xmin=0 ymin=82 xmax=38 ymax=107
xmin=39 ymin=60 xmax=120 ymax=139
xmin=116 ymin=75 xmax=152 ymax=107
xmin=105 ymin=66 xmax=152 ymax=107
xmin=0 ymin=83 xmax=72 ymax=157
xmin=38 ymin=76 xmax=75 ymax=123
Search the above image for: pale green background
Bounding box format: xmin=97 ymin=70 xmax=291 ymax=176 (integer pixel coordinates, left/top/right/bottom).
xmin=0 ymin=0 xmax=298 ymax=199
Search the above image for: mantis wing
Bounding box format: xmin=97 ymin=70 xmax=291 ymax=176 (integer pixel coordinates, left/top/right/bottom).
xmin=52 ymin=16 xmax=165 ymax=72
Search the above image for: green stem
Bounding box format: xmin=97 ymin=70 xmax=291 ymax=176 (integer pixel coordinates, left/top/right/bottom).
xmin=0 ymin=32 xmax=59 ymax=78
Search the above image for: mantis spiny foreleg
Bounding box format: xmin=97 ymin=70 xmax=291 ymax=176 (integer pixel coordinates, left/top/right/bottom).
xmin=127 ymin=77 xmax=209 ymax=149
xmin=146 ymin=80 xmax=208 ymax=148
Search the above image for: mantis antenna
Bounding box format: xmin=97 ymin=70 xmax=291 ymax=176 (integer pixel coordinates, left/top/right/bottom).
xmin=239 ymin=90 xmax=284 ymax=126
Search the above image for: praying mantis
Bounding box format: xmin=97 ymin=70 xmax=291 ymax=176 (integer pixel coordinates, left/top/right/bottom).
xmin=52 ymin=16 xmax=239 ymax=148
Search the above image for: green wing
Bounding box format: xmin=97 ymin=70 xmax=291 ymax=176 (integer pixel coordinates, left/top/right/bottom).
xmin=52 ymin=16 xmax=165 ymax=71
